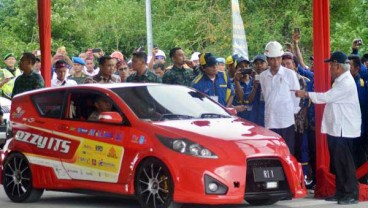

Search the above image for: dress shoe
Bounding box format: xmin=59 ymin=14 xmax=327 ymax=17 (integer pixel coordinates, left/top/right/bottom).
xmin=325 ymin=195 xmax=339 ymax=201
xmin=338 ymin=197 xmax=358 ymax=205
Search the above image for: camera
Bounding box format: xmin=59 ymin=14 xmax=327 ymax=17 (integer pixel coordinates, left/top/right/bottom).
xmin=239 ymin=68 xmax=253 ymax=75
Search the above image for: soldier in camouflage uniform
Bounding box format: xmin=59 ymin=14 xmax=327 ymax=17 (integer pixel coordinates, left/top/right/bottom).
xmin=126 ymin=51 xmax=161 ymax=83
xmin=12 ymin=53 xmax=44 ymax=98
xmin=93 ymin=56 xmax=121 ymax=83
xmin=68 ymin=57 xmax=88 ymax=84
xmin=162 ymin=47 xmax=195 ymax=87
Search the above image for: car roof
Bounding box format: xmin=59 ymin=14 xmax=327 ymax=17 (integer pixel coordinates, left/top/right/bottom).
xmin=12 ymin=83 xmax=162 ymax=98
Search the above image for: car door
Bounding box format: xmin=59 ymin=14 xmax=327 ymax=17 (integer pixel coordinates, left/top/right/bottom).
xmin=57 ymin=90 xmax=130 ymax=183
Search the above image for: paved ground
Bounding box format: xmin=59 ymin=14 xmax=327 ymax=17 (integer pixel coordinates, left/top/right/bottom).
xmin=0 ymin=186 xmax=367 ymax=208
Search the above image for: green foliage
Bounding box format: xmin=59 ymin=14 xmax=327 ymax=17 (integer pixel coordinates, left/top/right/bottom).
xmin=0 ymin=0 xmax=368 ymax=66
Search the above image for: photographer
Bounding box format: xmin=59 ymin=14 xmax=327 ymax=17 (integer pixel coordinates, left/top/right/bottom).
xmin=233 ymin=56 xmax=257 ymax=121
xmin=246 ymin=55 xmax=268 ymax=126
xmin=232 ymin=57 xmax=252 ymax=118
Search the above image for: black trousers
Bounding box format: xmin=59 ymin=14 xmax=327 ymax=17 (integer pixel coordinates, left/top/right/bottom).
xmin=271 ymin=125 xmax=295 ymax=156
xmin=327 ymin=135 xmax=359 ymax=199
xmin=353 ymin=134 xmax=368 ymax=184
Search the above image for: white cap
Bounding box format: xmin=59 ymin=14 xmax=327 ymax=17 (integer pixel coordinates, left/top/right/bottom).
xmin=190 ymin=52 xmax=200 ymax=61
xmin=264 ymin=41 xmax=284 ymax=58
xmin=155 ymin=49 xmax=166 ymax=58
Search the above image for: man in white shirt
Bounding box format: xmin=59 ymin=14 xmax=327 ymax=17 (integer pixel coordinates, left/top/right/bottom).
xmin=295 ymin=51 xmax=361 ymax=205
xmin=51 ymin=60 xmax=78 ymax=87
xmin=84 ymin=58 xmax=99 ymax=76
xmin=260 ymin=41 xmax=300 ymax=155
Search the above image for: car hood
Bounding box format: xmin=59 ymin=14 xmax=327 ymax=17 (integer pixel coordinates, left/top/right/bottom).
xmin=152 ymin=118 xmax=280 ymax=141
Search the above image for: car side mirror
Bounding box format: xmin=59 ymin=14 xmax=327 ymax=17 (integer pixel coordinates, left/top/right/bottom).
xmin=98 ymin=112 xmax=123 ymax=124
xmin=226 ymin=108 xmax=237 ymax=116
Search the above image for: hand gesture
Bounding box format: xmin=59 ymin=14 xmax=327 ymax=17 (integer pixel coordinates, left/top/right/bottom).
xmin=294 ymin=90 xmax=307 ymax=98
xmin=293 ymin=31 xmax=300 ymax=44
xmin=233 ymin=105 xmax=247 ymax=112
xmin=234 ymin=71 xmax=243 ymax=82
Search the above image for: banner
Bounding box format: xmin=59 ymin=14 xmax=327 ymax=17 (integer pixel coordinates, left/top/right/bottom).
xmin=232 ymin=0 xmax=249 ymax=60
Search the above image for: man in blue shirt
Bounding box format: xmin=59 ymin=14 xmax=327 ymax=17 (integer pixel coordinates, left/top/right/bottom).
xmin=348 ymin=54 xmax=368 ymax=184
xmin=192 ymin=53 xmax=234 ymax=107
xmin=244 ymin=55 xmax=267 ymax=126
xmin=232 ymin=56 xmax=252 ymax=120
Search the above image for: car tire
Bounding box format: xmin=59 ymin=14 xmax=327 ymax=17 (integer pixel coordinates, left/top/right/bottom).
xmin=134 ymin=157 xmax=182 ymax=208
xmin=2 ymin=152 xmax=44 ymax=202
xmin=246 ymin=198 xmax=279 ymax=206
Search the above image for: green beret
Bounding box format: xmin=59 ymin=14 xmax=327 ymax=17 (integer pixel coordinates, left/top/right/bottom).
xmin=4 ymin=53 xmax=15 ymax=60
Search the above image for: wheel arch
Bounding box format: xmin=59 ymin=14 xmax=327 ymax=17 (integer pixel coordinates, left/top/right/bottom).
xmin=132 ymin=155 xmax=176 ymax=194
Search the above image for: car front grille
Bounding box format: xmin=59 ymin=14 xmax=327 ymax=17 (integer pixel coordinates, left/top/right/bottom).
xmin=245 ymin=158 xmax=290 ymax=195
xmin=1 ymin=106 xmax=10 ymax=113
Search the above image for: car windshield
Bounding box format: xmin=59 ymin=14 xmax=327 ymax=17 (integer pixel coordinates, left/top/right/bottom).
xmin=111 ymin=85 xmax=231 ymax=121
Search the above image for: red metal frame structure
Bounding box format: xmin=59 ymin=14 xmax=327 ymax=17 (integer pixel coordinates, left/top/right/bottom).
xmin=312 ymin=0 xmax=334 ymax=198
xmin=37 ymin=0 xmax=51 ymax=87
xmin=312 ymin=0 xmax=368 ymax=200
xmin=36 ymin=0 xmax=368 ymax=200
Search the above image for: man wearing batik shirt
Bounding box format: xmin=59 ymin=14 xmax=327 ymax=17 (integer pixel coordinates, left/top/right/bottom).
xmin=12 ymin=53 xmax=44 ymax=98
xmin=162 ymin=47 xmax=195 ymax=87
xmin=282 ymin=52 xmax=309 ymax=162
xmin=93 ymin=56 xmax=121 ymax=83
xmin=127 ymin=51 xmax=161 ymax=83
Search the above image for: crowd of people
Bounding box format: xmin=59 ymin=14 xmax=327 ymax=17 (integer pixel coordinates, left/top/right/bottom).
xmin=0 ymin=32 xmax=367 ymax=205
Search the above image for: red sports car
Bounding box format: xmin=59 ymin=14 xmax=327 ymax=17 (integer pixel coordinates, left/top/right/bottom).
xmin=0 ymin=83 xmax=306 ymax=208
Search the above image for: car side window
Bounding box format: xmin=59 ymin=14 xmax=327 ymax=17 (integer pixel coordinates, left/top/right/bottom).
xmin=31 ymin=91 xmax=65 ymax=118
xmin=67 ymin=92 xmax=123 ymax=124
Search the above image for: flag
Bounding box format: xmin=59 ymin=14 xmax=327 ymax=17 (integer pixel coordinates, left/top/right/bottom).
xmin=232 ymin=0 xmax=249 ymax=60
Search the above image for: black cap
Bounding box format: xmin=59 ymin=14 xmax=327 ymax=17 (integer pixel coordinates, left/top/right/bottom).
xmin=252 ymin=54 xmax=266 ymax=63
xmin=236 ymin=56 xmax=250 ymax=68
xmin=324 ymin=51 xmax=348 ymax=64
xmin=204 ymin=53 xmax=217 ymax=67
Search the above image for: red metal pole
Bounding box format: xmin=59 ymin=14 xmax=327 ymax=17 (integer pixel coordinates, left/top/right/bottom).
xmin=37 ymin=0 xmax=52 ymax=87
xmin=313 ymin=0 xmax=334 ymax=198
xmin=313 ymin=1 xmax=368 ymax=200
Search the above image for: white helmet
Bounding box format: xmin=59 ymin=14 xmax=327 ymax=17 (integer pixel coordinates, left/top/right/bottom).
xmin=264 ymin=41 xmax=284 ymax=57
xmin=190 ymin=52 xmax=200 ymax=61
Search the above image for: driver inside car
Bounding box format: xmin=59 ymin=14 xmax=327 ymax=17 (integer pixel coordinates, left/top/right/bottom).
xmin=88 ymin=96 xmax=113 ymax=121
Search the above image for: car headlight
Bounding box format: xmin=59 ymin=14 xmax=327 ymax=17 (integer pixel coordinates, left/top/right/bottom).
xmin=157 ymin=135 xmax=218 ymax=159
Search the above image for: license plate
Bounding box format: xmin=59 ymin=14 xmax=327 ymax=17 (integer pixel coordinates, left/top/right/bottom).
xmin=253 ymin=167 xmax=285 ymax=182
